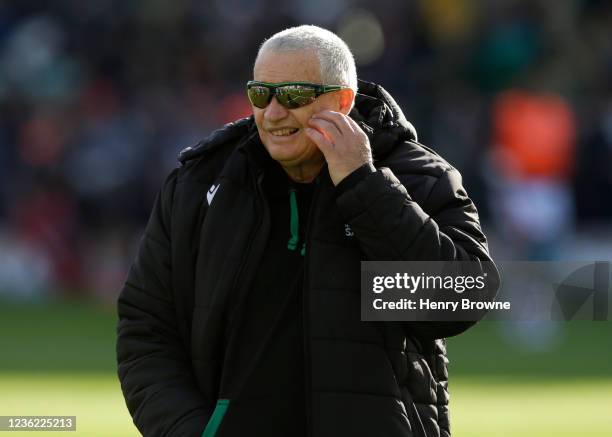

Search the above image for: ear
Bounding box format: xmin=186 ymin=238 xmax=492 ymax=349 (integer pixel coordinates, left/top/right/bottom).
xmin=336 ymin=88 xmax=355 ymax=115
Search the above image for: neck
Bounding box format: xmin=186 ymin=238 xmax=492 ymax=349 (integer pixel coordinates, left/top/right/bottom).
xmin=281 ymin=158 xmax=325 ymax=183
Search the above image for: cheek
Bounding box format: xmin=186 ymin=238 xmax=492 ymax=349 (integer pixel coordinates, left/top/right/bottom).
xmin=254 ymin=113 xmax=270 ymax=139
xmin=301 ymin=101 xmax=330 ymax=124
xmin=253 ymin=109 xmax=263 ymax=126
xmin=293 ymin=108 xmax=317 ymax=127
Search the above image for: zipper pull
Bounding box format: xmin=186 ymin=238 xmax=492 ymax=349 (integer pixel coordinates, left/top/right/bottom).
xmin=287 ymin=189 xmax=299 ymax=251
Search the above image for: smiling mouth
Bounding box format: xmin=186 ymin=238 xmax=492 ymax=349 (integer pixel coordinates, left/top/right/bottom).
xmin=269 ymin=127 xmax=299 ymax=137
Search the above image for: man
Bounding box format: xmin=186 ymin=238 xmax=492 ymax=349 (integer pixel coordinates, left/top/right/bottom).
xmin=117 ymin=25 xmax=494 ymax=437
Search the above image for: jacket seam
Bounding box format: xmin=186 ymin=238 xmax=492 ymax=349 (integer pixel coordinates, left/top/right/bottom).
xmin=123 ymin=281 xmax=172 ymax=304
xmin=310 ymin=336 xmax=404 ymax=351
xmin=313 ymin=389 xmax=404 ymax=400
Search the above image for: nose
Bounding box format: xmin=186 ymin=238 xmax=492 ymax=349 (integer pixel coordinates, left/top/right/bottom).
xmin=263 ymin=95 xmax=289 ymax=122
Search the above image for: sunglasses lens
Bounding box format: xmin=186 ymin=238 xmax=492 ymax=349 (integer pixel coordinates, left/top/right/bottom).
xmin=247 ymin=86 xmax=271 ymax=108
xmin=247 ymin=84 xmax=319 ymax=109
xmin=277 ymin=86 xmax=317 ymax=109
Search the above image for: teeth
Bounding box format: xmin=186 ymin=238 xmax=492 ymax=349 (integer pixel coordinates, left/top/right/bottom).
xmin=270 ymin=128 xmax=298 ymax=136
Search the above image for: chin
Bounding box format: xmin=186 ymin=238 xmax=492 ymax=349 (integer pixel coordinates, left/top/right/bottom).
xmin=268 ymin=151 xmax=302 ymax=165
xmin=263 ymin=141 xmax=303 ymax=161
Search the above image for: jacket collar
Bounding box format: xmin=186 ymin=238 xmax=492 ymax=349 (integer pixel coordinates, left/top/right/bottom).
xmin=350 ymin=79 xmax=417 ymax=160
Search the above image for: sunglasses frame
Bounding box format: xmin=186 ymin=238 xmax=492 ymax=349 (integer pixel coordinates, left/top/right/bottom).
xmin=246 ymin=80 xmax=347 ymax=109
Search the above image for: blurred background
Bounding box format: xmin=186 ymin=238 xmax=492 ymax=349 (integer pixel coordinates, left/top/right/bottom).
xmin=0 ymin=0 xmax=610 ymax=435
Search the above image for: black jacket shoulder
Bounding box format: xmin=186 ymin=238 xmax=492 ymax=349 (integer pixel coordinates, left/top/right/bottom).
xmin=178 ymin=117 xmax=253 ymax=165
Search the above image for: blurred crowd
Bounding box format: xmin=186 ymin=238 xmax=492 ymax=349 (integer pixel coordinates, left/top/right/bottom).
xmin=1 ymin=0 xmax=611 ymax=301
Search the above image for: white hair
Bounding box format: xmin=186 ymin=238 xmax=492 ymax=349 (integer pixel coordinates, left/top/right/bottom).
xmin=256 ymin=25 xmax=358 ymax=93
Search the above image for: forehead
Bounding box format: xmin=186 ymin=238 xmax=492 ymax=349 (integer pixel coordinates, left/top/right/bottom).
xmin=253 ymin=49 xmax=322 ymax=83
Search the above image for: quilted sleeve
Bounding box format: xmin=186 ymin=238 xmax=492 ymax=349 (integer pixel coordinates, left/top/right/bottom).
xmin=335 ymin=164 xmax=498 ymax=339
xmin=116 ymin=169 xmax=212 ymax=436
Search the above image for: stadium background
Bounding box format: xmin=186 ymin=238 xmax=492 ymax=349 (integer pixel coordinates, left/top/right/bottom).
xmin=0 ymin=1 xmax=611 ymax=435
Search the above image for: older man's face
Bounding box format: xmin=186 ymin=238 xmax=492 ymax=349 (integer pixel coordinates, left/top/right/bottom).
xmin=252 ymin=49 xmax=341 ymax=169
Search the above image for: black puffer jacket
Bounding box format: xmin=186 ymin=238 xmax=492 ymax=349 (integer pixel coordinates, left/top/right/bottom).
xmin=117 ymin=80 xmax=494 ymax=437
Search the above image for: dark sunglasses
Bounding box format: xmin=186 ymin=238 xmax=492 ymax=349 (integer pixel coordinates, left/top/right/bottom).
xmin=246 ymin=81 xmax=347 ymax=109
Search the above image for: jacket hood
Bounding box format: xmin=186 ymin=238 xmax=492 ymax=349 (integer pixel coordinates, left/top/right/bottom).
xmin=178 ymin=79 xmax=417 ymax=164
xmin=351 ymin=79 xmax=417 ymax=159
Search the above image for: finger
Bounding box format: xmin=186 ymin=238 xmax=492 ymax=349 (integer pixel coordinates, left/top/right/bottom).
xmin=307 ymin=119 xmax=335 ymax=144
xmin=305 ymin=127 xmax=335 ymax=156
xmin=308 ymin=116 xmax=342 ymax=141
xmin=311 ymin=110 xmax=355 ymax=135
xmin=340 ymin=115 xmax=371 ymax=147
xmin=344 ymin=114 xmax=363 ymax=132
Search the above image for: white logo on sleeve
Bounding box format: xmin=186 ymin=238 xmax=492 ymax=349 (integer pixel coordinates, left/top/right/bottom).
xmin=345 ymin=224 xmax=354 ymax=237
xmin=207 ymin=183 xmax=220 ymax=205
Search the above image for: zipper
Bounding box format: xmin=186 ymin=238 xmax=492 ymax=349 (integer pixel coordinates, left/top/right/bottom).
xmin=302 ymin=176 xmax=321 ymax=437
xmin=229 ymin=171 xmax=266 ymax=295
xmin=223 ymin=136 xmax=268 ymax=320
xmin=220 ymin=171 xmax=269 ymax=390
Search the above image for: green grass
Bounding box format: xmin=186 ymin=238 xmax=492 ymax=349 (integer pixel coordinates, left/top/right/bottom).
xmin=451 ymin=378 xmax=612 ymax=436
xmin=0 ymin=300 xmax=117 ymax=372
xmin=0 ymin=373 xmax=610 ymax=436
xmin=0 ymin=373 xmax=135 ymax=436
xmin=447 ymin=320 xmax=612 ymax=378
xmin=0 ymin=300 xmax=610 ymax=435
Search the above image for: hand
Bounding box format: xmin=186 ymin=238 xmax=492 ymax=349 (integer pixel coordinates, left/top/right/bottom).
xmin=305 ymin=110 xmax=373 ymax=186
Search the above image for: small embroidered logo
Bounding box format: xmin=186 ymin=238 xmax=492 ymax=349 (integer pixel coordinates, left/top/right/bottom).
xmin=207 ymin=184 xmax=220 ymax=205
xmin=345 ymin=223 xmax=354 ymax=237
